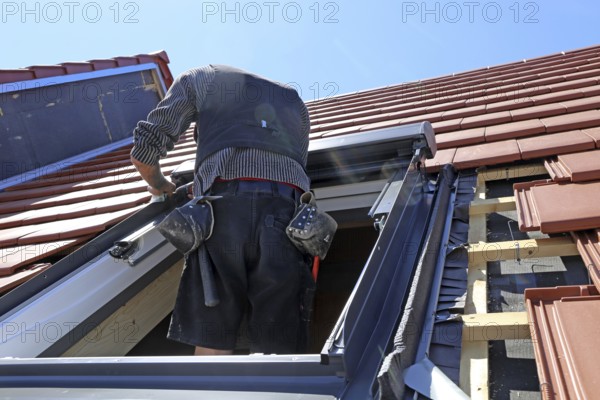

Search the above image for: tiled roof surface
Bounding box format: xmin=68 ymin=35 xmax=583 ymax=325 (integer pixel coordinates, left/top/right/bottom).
xmin=3 ymin=47 xmax=600 ymax=394
xmin=0 ymin=45 xmax=600 ymax=393
xmin=3 ymin=46 xmax=600 ymax=290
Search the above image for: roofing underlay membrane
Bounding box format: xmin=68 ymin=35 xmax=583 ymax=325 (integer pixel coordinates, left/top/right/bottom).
xmin=3 ymin=45 xmax=600 ymax=397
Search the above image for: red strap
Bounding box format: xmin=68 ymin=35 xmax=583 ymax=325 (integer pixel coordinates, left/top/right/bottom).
xmin=312 ymin=256 xmax=320 ymax=282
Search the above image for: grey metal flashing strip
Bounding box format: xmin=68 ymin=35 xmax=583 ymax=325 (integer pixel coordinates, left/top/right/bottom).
xmin=376 ymin=165 xmax=456 ymax=400
xmin=2 ymin=388 xmax=336 ymax=400
xmin=0 ymin=137 xmax=132 ymax=191
xmin=0 ymin=355 xmax=344 ymax=396
xmin=0 ymin=63 xmax=161 ymax=94
xmin=415 ymin=174 xmax=459 ymax=360
xmin=319 ymin=156 xmax=444 ymax=398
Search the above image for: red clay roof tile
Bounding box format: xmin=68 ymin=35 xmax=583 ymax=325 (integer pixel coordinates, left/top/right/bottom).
xmin=358 ymin=118 xmax=405 ymax=132
xmin=16 ymin=206 xmax=141 ymax=245
xmin=435 ymin=128 xmax=485 ymax=150
xmin=460 ymin=111 xmax=512 ymax=130
xmin=485 ymin=119 xmax=546 ymax=142
xmin=485 ymin=97 xmax=534 ymax=113
xmin=544 ymin=158 xmax=572 ymax=182
xmin=515 ymin=180 xmax=600 ymax=233
xmin=510 ymin=103 xmax=568 ymax=121
xmin=572 ymin=230 xmax=600 ymax=290
xmin=583 ymin=127 xmax=600 ymax=145
xmin=530 ymin=88 xmax=585 ymax=105
xmin=430 ymin=118 xmax=463 ymax=134
xmin=424 ymin=148 xmax=456 ymax=173
xmin=547 ymin=77 xmax=599 ymax=92
xmin=514 ymin=179 xmax=548 ymax=231
xmin=0 ymin=264 xmax=51 ymax=294
xmin=552 ymin=150 xmax=600 ymax=182
xmin=518 ymin=130 xmax=596 ymax=159
xmin=525 ymin=285 xmax=600 ymax=400
xmin=541 ymin=110 xmax=600 ymax=133
xmin=560 ymin=95 xmax=600 ymax=113
xmin=0 ymin=237 xmax=91 ymax=277
xmin=441 ymin=104 xmax=486 ymax=120
xmin=453 ymin=139 xmax=521 ymax=169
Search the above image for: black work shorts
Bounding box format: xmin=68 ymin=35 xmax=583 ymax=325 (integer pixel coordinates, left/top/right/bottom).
xmin=167 ymin=179 xmax=311 ymax=354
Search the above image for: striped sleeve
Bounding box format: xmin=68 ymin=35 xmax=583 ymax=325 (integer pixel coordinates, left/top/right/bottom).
xmin=131 ymin=70 xmax=199 ymax=165
xmin=299 ymin=100 xmax=310 ymax=165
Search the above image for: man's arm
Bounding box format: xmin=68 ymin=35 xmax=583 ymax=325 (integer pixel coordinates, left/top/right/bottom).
xmin=130 ymin=71 xmax=198 ymax=195
xmin=130 ymin=157 xmax=176 ymax=196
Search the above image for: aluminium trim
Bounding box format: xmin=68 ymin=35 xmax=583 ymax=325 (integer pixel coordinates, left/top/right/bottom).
xmin=308 ymin=122 xmax=435 ymax=156
xmin=0 ymin=220 xmax=177 ymax=358
xmin=0 ymin=63 xmax=161 ymax=94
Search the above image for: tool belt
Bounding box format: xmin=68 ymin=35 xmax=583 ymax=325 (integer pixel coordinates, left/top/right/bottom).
xmin=156 ymin=195 xmax=220 ymax=256
xmin=286 ymin=192 xmax=337 ymax=260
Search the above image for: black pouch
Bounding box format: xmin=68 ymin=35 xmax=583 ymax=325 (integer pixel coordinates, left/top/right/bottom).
xmin=156 ymin=196 xmax=221 ymax=256
xmin=286 ymin=192 xmax=337 ymax=260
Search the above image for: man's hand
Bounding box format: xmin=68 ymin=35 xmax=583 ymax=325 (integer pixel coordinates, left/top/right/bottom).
xmin=131 ymin=156 xmax=176 ymax=196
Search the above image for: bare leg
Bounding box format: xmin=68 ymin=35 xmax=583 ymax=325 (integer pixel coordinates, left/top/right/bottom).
xmin=194 ymin=346 xmax=233 ymax=356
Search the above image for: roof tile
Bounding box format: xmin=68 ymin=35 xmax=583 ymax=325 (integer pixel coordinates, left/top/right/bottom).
xmin=541 ymin=110 xmax=600 ymax=133
xmin=453 ymin=139 xmax=521 ymax=169
xmin=560 ymin=95 xmax=600 ymax=113
xmin=572 ymin=230 xmax=600 ymax=290
xmin=431 ymin=118 xmax=463 ymax=134
xmin=485 ymin=97 xmax=534 ymax=113
xmin=525 ymin=284 xmax=600 ymax=400
xmin=517 ymin=130 xmax=596 ymax=159
xmin=435 ymin=128 xmax=485 ymax=149
xmin=553 ymin=150 xmax=600 ymax=182
xmin=583 ymin=127 xmax=600 ymax=146
xmin=424 ymin=148 xmax=456 ymax=173
xmin=547 ymin=77 xmax=598 ymax=92
xmin=358 ymin=118 xmax=404 ymax=132
xmin=510 ymin=103 xmax=568 ymax=121
xmin=441 ymin=104 xmax=486 ymax=120
xmin=485 ymin=118 xmax=546 ymax=142
xmin=530 ymin=89 xmax=585 ymax=105
xmin=460 ymin=111 xmax=512 ymax=129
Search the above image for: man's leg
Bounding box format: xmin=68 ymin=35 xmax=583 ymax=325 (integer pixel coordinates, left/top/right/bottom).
xmin=194 ymin=346 xmax=233 ymax=356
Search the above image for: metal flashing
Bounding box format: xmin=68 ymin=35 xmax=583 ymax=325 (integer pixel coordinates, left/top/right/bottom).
xmin=0 ymin=63 xmax=161 ymax=94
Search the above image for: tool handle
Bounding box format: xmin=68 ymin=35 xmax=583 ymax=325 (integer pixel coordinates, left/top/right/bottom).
xmin=198 ymin=246 xmax=220 ymax=307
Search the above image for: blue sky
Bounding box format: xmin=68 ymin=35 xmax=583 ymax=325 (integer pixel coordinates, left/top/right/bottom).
xmin=2 ymin=0 xmax=600 ymax=101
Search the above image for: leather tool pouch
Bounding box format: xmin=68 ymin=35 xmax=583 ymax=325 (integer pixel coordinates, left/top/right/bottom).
xmin=286 ymin=192 xmax=337 ymax=260
xmin=156 ymin=196 xmax=220 ymax=255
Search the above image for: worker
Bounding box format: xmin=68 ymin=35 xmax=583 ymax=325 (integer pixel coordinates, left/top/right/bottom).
xmin=130 ymin=65 xmax=312 ymax=355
